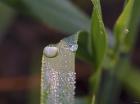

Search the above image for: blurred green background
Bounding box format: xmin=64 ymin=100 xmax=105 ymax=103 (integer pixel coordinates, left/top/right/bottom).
xmin=0 ymin=0 xmax=140 ymax=104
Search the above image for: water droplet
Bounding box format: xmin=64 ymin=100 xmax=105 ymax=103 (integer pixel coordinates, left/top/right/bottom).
xmin=69 ymin=44 xmax=78 ymax=52
xmin=124 ymin=28 xmax=129 ymax=34
xmin=44 ymin=46 xmax=58 ymax=58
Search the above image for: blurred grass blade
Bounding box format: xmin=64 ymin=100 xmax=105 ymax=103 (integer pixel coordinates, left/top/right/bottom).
xmin=114 ymin=0 xmax=136 ymax=52
xmin=95 ymin=70 xmax=121 ymax=104
xmin=122 ymin=69 xmax=140 ymax=96
xmin=125 ymin=0 xmax=140 ymax=50
xmin=22 ymin=0 xmax=90 ymax=34
xmin=0 ymin=2 xmax=15 ymax=41
xmin=90 ymin=0 xmax=107 ymax=103
xmin=77 ymin=31 xmax=93 ymax=63
xmin=116 ymin=59 xmax=140 ymax=97
xmin=91 ymin=0 xmax=107 ymax=70
xmin=75 ymin=97 xmax=88 ymax=104
xmin=124 ymin=0 xmax=129 ymax=7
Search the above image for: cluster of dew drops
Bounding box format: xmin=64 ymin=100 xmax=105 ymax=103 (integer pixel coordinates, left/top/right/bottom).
xmin=42 ymin=43 xmax=78 ymax=104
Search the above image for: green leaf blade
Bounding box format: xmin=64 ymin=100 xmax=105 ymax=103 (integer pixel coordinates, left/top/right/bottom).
xmin=22 ymin=0 xmax=90 ymax=34
xmin=77 ymin=31 xmax=93 ymax=63
xmin=125 ymin=0 xmax=140 ymax=50
xmin=91 ymin=0 xmax=107 ymax=70
xmin=114 ymin=0 xmax=134 ymax=51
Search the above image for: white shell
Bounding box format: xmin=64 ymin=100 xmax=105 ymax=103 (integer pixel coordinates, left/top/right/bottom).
xmin=44 ymin=46 xmax=58 ymax=58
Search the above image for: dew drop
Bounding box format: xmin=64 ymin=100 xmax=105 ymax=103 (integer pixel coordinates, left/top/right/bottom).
xmin=124 ymin=28 xmax=129 ymax=34
xmin=44 ymin=46 xmax=58 ymax=58
xmin=69 ymin=44 xmax=78 ymax=52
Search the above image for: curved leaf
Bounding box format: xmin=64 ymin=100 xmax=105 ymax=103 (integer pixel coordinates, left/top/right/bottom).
xmin=125 ymin=0 xmax=140 ymax=50
xmin=22 ymin=0 xmax=90 ymax=34
xmin=77 ymin=31 xmax=93 ymax=63
xmin=91 ymin=0 xmax=107 ymax=70
xmin=114 ymin=0 xmax=134 ymax=51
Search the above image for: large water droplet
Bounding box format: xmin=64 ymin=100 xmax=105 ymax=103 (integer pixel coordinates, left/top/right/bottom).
xmin=44 ymin=46 xmax=58 ymax=58
xmin=69 ymin=44 xmax=78 ymax=52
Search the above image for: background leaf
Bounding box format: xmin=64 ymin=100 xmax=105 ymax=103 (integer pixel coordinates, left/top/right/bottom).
xmin=125 ymin=0 xmax=140 ymax=50
xmin=117 ymin=62 xmax=140 ymax=97
xmin=22 ymin=0 xmax=90 ymax=34
xmin=100 ymin=1 xmax=140 ymax=104
xmin=0 ymin=2 xmax=15 ymax=41
xmin=114 ymin=0 xmax=134 ymax=52
xmin=77 ymin=31 xmax=93 ymax=63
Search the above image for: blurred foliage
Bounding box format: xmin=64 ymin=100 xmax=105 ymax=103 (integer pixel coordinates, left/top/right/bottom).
xmin=113 ymin=0 xmax=140 ymax=95
xmin=0 ymin=2 xmax=15 ymax=40
xmin=22 ymin=0 xmax=90 ymax=33
xmin=114 ymin=0 xmax=134 ymax=52
xmin=92 ymin=0 xmax=140 ymax=104
xmin=125 ymin=0 xmax=140 ymax=51
xmin=1 ymin=0 xmax=90 ymax=34
xmin=76 ymin=31 xmax=93 ymax=62
xmin=0 ymin=0 xmax=140 ymax=104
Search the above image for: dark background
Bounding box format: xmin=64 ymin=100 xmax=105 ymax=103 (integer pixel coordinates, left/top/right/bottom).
xmin=0 ymin=0 xmax=140 ymax=104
